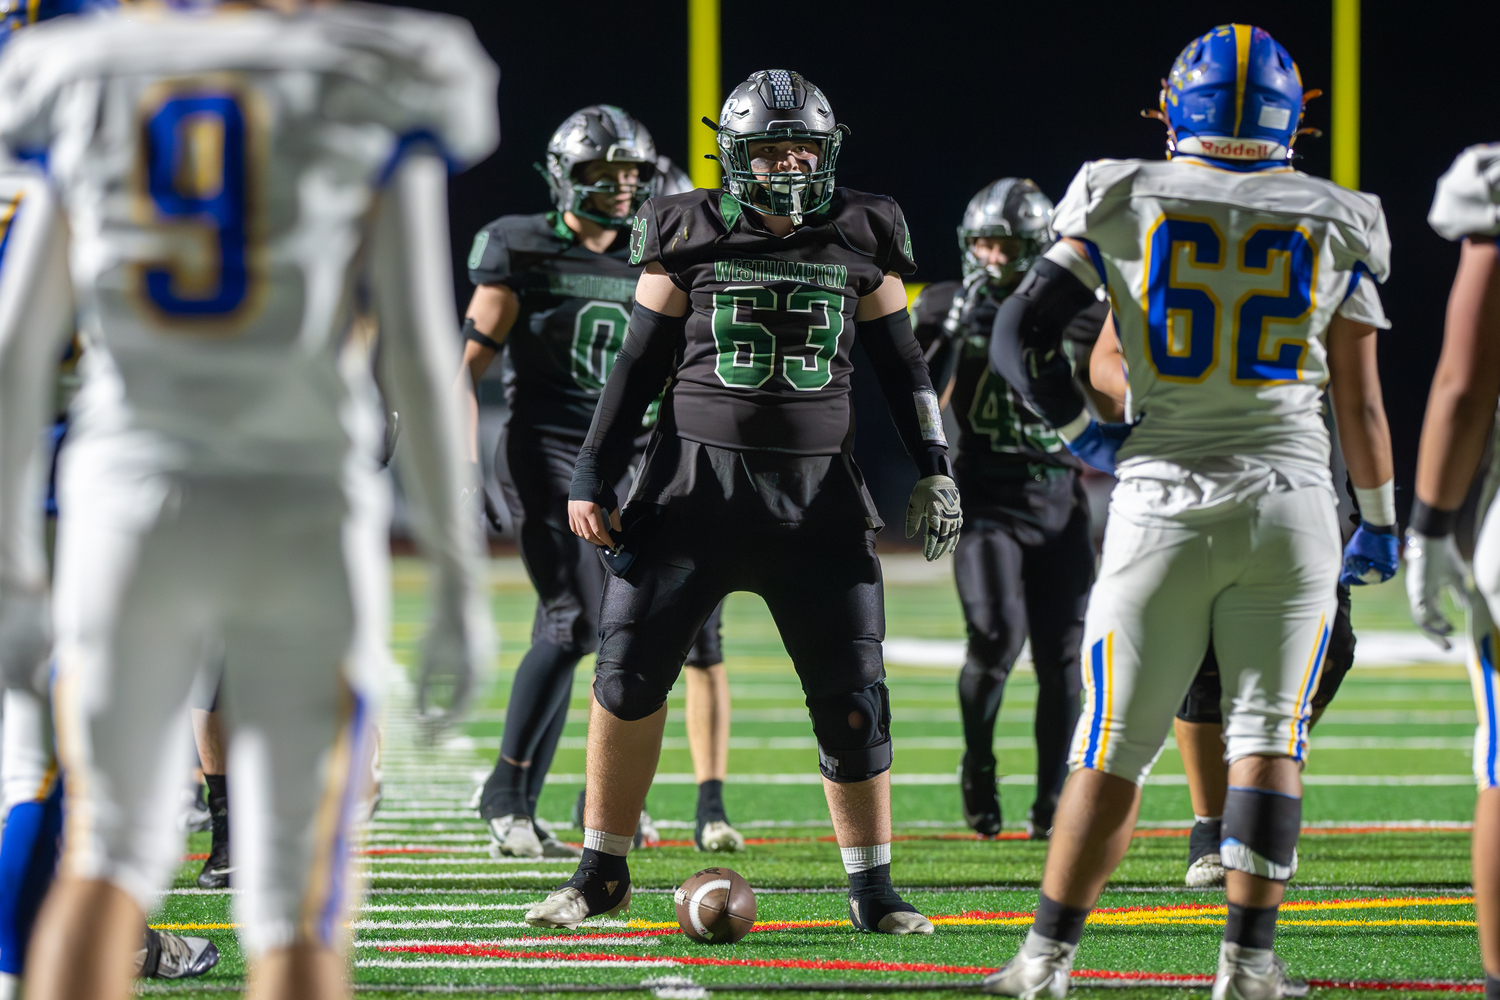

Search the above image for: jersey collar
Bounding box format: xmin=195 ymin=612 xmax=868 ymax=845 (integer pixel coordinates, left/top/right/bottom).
xmin=546 ymin=211 xmax=576 ymax=244
xmin=1170 ymin=154 xmax=1297 ymax=174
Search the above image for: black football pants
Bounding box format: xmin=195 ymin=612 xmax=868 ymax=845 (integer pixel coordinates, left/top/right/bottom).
xmin=954 ymin=501 xmax=1093 ymax=823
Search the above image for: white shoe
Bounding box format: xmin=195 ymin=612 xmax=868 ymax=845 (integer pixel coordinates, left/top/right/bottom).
xmin=636 ymin=809 xmax=660 ymax=847
xmin=535 ymin=817 xmax=583 ymax=858
xmin=981 ymin=930 xmax=1075 ymax=998
xmin=697 ymin=820 xmax=746 ymax=853
xmin=1212 ymin=942 xmax=1309 ymax=1000
xmin=524 ymin=884 xmax=632 ymax=929
xmin=1186 ymin=852 xmax=1226 ymax=888
xmin=488 ymin=814 xmax=543 ymax=859
xmin=877 ymin=910 xmax=934 ymax=934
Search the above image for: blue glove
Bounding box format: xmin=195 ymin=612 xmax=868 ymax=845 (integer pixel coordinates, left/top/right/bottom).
xmin=1340 ymin=522 xmax=1399 ymax=586
xmin=1064 ymin=420 xmax=1133 ymax=477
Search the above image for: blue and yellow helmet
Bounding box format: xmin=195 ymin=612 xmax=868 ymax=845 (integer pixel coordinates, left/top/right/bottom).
xmin=1162 ymin=24 xmax=1303 ymax=163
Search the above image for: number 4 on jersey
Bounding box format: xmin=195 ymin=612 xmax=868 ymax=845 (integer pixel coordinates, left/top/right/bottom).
xmin=711 ymin=285 xmax=844 ymax=390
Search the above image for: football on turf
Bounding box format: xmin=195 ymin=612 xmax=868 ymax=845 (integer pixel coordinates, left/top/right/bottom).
xmin=673 ymin=867 xmax=756 ymax=944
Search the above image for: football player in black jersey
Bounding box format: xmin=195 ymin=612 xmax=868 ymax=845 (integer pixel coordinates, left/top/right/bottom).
xmin=523 ymin=70 xmax=961 ymax=935
xmin=912 ymin=180 xmax=1109 ymax=842
xmin=458 ymin=106 xmax=742 ymax=858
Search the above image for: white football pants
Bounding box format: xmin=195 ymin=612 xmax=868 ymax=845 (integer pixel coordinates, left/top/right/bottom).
xmin=1071 ymin=482 xmax=1341 ymax=784
xmin=50 ymin=442 xmax=389 ymax=957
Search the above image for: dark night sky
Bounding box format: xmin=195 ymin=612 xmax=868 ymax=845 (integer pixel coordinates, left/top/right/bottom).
xmin=390 ymin=0 xmax=1500 ymax=524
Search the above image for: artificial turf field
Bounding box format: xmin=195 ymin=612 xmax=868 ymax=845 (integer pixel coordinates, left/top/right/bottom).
xmin=149 ymin=553 xmax=1484 ymax=997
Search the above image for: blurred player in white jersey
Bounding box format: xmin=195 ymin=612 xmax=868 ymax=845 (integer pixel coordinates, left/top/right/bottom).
xmin=1406 ymin=143 xmax=1500 ymax=1000
xmin=984 ymin=24 xmax=1396 ymax=999
xmin=0 ymin=3 xmax=498 ymax=998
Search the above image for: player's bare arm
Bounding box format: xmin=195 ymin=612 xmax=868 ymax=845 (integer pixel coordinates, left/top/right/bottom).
xmin=1086 ymin=312 xmax=1128 ymax=412
xmin=1326 ymin=316 xmax=1395 ymax=491
xmin=455 ymin=283 xmax=519 ymax=462
xmin=1415 ymin=236 xmax=1500 ymax=510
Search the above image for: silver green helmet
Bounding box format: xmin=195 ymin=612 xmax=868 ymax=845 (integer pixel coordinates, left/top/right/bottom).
xmin=713 ymin=69 xmax=845 ymax=225
xmin=541 ymin=105 xmax=658 ymax=228
xmin=958 ymin=178 xmax=1055 ymax=284
xmin=652 ymin=155 xmax=694 ymax=197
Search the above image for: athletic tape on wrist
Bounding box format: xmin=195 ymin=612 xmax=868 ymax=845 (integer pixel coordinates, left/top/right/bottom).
xmin=583 ymin=828 xmax=634 ymax=857
xmin=1056 ymin=411 xmax=1091 ymax=444
xmin=839 ymin=843 xmax=891 ymax=874
xmin=1353 ymin=479 xmax=1396 ymax=527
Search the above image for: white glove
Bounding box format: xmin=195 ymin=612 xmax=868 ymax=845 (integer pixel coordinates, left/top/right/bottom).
xmin=905 ymin=475 xmax=962 ymax=562
xmin=416 ymin=576 xmax=494 ymax=743
xmin=0 ymin=581 xmax=49 ymax=695
xmin=1404 ymin=530 xmax=1468 ymax=650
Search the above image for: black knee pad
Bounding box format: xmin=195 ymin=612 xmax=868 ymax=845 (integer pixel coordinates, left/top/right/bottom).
xmin=808 ymin=682 xmax=893 ymax=783
xmin=592 ymin=666 xmax=673 ymax=723
xmin=1221 ymin=786 xmax=1301 ymax=881
xmin=1175 ymin=652 xmax=1223 ymax=724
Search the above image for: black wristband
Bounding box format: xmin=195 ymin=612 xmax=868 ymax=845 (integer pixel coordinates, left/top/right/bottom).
xmin=1410 ymin=499 xmax=1458 ymax=538
xmin=916 ymin=446 xmax=952 ymax=480
xmin=568 ymin=447 xmax=619 ymax=513
xmin=462 ymin=317 xmax=503 ymax=352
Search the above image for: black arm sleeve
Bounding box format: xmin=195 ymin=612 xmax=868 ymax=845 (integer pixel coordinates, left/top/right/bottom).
xmin=461 ymin=316 xmax=503 ymax=353
xmin=858 ymin=308 xmax=952 ymax=480
xmin=569 ymin=303 xmax=685 ymax=511
xmin=988 ymin=258 xmax=1098 ymax=429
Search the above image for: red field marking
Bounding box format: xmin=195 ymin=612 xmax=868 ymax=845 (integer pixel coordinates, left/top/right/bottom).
xmin=379 ymin=943 xmax=1482 ymax=991
xmin=182 ymin=853 xmax=208 ymax=861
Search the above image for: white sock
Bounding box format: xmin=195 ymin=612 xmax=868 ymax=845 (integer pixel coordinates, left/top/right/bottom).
xmin=1195 ymin=814 xmax=1222 ymax=825
xmin=840 ymin=843 xmax=891 ymax=874
xmin=583 ymin=828 xmax=633 ymax=856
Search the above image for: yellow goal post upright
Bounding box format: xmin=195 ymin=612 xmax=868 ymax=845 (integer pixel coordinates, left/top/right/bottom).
xmin=688 ymin=0 xmax=721 ymax=191
xmin=1331 ymin=0 xmax=1359 ymax=190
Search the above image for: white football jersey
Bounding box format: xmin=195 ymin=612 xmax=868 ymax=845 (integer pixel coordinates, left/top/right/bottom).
xmin=1430 ymin=144 xmax=1500 ymax=241
xmin=0 ymin=2 xmax=498 ymax=476
xmin=1046 ymin=156 xmax=1390 ymax=491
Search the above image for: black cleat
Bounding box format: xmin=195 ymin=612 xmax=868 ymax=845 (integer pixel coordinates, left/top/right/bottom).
xmin=960 ymin=752 xmax=1002 ymax=837
xmin=1026 ymin=805 xmax=1053 ymax=841
xmin=137 ymin=928 xmax=220 ymax=979
xmin=195 ymin=840 xmax=232 ymax=890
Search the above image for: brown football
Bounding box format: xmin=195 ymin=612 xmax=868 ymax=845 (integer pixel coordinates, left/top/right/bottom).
xmin=673 ymin=867 xmax=756 ymax=944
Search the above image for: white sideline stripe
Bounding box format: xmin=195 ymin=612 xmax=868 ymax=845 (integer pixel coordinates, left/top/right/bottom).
xmin=355 ymin=959 xmax=675 ymax=970
xmin=360 ymin=903 xmax=534 ymax=912
xmin=361 ymin=871 xmax=573 ymax=880
xmin=529 ymin=772 xmax=1477 ymax=787
xmin=358 ymin=856 xmax=555 ymax=866
xmin=877 ymin=631 xmax=1470 ymax=669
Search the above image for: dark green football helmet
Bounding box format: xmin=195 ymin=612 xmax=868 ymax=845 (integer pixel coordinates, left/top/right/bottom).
xmin=711 ymin=70 xmax=845 ymax=225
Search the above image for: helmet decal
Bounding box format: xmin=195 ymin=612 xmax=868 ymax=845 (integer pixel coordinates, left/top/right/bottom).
xmin=712 ymin=69 xmax=844 ymax=225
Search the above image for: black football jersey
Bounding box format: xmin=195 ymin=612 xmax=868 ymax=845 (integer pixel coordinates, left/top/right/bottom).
xmin=628 ymin=188 xmax=917 ymax=454
xmin=914 ymin=279 xmax=1107 ymax=505
xmin=467 ymin=212 xmax=638 ymax=436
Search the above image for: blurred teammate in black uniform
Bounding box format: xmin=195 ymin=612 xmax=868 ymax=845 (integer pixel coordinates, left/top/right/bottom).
xmin=524 ymin=70 xmax=961 ymax=934
xmin=459 ymin=107 xmax=741 ymax=858
xmin=913 ymin=180 xmax=1108 ymax=840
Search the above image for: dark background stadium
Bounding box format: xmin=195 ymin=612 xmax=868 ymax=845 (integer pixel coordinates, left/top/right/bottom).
xmin=389 ymin=0 xmax=1500 ymax=528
